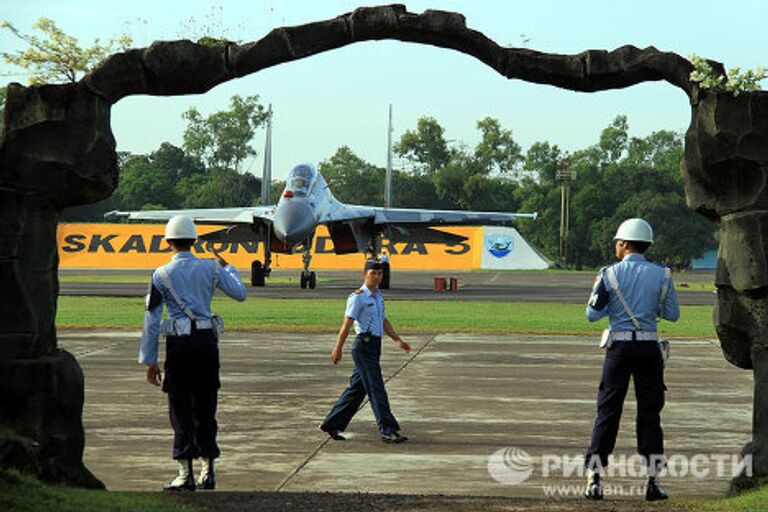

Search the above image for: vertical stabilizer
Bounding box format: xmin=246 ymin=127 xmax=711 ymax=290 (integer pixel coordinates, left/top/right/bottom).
xmin=385 ymin=104 xmax=393 ymax=208
xmin=261 ymin=104 xmax=273 ymax=206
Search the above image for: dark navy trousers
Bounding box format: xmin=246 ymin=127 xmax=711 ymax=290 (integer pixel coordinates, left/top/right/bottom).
xmin=585 ymin=341 xmax=666 ymax=470
xmin=322 ymin=335 xmax=400 ymax=435
xmin=163 ymin=328 xmax=221 ymax=461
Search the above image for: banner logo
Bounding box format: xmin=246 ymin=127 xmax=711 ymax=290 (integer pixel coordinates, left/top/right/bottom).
xmin=486 ymin=235 xmax=514 ymax=258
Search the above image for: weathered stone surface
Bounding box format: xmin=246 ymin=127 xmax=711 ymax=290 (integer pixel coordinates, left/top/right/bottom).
xmin=716 ymin=211 xmax=768 ymax=291
xmin=1 ymin=82 xmax=117 ymax=208
xmin=0 ymin=3 xmax=767 ymax=493
xmin=0 ymin=350 xmax=103 ymax=488
xmin=683 ymin=92 xmax=768 ymax=220
xmin=715 ymin=286 xmax=765 ymax=369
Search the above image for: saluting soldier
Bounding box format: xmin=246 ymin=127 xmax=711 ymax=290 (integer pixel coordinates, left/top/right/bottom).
xmin=320 ymin=260 xmax=411 ymax=443
xmin=140 ymin=215 xmax=247 ymax=491
xmin=583 ymin=218 xmax=680 ymax=502
xmin=380 ymin=250 xmax=391 ymax=289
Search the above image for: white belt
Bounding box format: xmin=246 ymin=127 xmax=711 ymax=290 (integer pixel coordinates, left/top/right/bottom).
xmin=195 ymin=319 xmax=214 ymax=329
xmin=611 ymin=331 xmax=658 ymax=341
xmin=160 ymin=317 xmax=214 ymax=336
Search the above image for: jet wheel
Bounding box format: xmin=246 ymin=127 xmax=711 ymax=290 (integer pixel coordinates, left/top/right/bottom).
xmin=308 ymin=271 xmax=317 ymax=289
xmin=251 ymin=260 xmax=265 ymax=287
xmin=300 ymin=273 xmax=308 ymax=289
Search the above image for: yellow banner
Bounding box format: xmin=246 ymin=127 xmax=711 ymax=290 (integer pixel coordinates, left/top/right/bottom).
xmin=57 ymin=224 xmax=482 ymax=270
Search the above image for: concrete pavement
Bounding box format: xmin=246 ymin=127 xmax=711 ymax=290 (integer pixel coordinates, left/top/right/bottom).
xmin=60 ymin=329 xmax=752 ymax=500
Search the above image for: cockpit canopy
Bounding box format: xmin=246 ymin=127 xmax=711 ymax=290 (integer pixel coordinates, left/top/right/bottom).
xmin=287 ymin=163 xmax=317 ymax=196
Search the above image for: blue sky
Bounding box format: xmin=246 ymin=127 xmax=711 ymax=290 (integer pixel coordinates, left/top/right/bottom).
xmin=1 ymin=1 xmax=766 ymax=179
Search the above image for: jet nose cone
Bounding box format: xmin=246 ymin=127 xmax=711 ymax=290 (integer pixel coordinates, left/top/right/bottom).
xmin=273 ymin=201 xmax=316 ymax=245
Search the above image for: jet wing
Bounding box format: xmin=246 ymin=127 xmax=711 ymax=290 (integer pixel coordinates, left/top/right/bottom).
xmin=320 ymin=204 xmax=536 ymax=253
xmin=386 ymin=225 xmax=469 ymax=244
xmin=104 ymin=206 xmax=275 ymax=225
xmin=320 ymin=204 xmax=537 ymax=226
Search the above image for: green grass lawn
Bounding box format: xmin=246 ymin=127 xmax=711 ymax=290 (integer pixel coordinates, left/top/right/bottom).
xmin=681 ymin=484 xmax=768 ymax=511
xmin=3 ymin=466 xmax=768 ymax=512
xmin=676 ymin=281 xmax=717 ymax=292
xmin=56 ymin=296 xmax=716 ymax=338
xmin=58 ymin=274 xmax=322 ymax=285
xmin=0 ymin=469 xmax=196 ymax=512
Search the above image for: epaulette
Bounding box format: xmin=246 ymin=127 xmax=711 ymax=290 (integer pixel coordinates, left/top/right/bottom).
xmin=352 ymin=289 xmax=363 ymax=295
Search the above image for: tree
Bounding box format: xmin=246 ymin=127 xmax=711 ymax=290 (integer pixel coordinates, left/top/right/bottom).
xmin=114 ymin=154 xmax=179 ymax=210
xmin=522 ymin=141 xmax=561 ymax=185
xmin=390 ymin=171 xmax=440 ymax=208
xmin=432 ymin=155 xmax=472 ymax=208
xmin=150 ymin=142 xmax=205 ymax=179
xmin=394 ymin=116 xmax=451 ymax=174
xmin=474 ymin=117 xmax=523 ymax=174
xmin=596 ymin=191 xmax=714 ymax=266
xmin=182 ymin=95 xmax=267 ymax=172
xmin=599 ymin=115 xmax=629 ymax=164
xmin=319 ymin=146 xmax=384 ymax=205
xmin=0 ymin=17 xmax=131 ymax=84
xmin=181 ymin=168 xmax=260 ymax=208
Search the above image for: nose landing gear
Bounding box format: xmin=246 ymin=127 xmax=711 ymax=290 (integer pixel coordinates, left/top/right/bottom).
xmin=299 ymin=236 xmax=316 ymax=289
xmin=300 ymin=271 xmax=316 ymax=289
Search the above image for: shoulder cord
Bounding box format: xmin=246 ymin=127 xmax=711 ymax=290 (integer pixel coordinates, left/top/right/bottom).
xmin=659 ymin=268 xmax=671 ymax=312
xmin=213 ymin=263 xmax=220 ymax=290
xmin=157 ymin=266 xmax=197 ymax=321
xmin=605 ymin=266 xmax=672 ymax=332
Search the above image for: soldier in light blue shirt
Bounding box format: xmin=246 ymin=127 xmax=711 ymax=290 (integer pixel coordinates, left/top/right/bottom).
xmin=141 ymin=215 xmax=246 ymax=492
xmin=583 ymin=218 xmax=679 ymax=502
xmin=320 ymin=260 xmax=411 ymax=443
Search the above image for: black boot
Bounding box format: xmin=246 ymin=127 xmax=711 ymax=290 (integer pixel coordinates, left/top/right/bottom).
xmin=163 ymin=459 xmax=196 ymax=491
xmin=645 ymin=476 xmax=668 ymax=501
xmin=197 ymin=457 xmax=216 ymax=490
xmin=584 ymin=470 xmax=603 ymax=500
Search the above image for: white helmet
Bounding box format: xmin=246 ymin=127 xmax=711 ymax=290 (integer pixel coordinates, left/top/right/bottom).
xmin=614 ymin=218 xmax=653 ymax=244
xmin=165 ymin=215 xmax=197 ymax=240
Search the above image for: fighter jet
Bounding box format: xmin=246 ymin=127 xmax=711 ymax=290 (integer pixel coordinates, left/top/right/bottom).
xmin=105 ymin=162 xmax=536 ymax=288
xmin=106 ymin=106 xmax=537 ymax=287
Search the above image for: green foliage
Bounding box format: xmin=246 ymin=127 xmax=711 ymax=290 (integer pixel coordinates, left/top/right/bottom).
xmin=392 ymin=115 xmax=523 ymax=211
xmin=177 ymin=5 xmax=242 ymax=45
xmin=599 ymin=114 xmax=628 ymax=163
xmin=181 ymin=167 xmax=259 ymax=208
xmin=523 ymin=141 xmax=561 ymax=185
xmin=182 ymin=94 xmax=267 ymax=171
xmin=394 ymin=116 xmax=451 ymax=174
xmin=391 ymin=171 xmax=441 ymax=208
xmin=0 ymin=17 xmax=131 ymax=84
xmin=114 ymin=154 xmax=179 ymax=210
xmin=473 ymin=116 xmax=523 ymax=174
xmin=319 ymin=146 xmax=385 ymax=205
xmin=150 ymin=142 xmax=205 ymax=179
xmin=689 ymin=54 xmax=767 ymax=96
xmin=515 ymin=115 xmax=713 ymax=268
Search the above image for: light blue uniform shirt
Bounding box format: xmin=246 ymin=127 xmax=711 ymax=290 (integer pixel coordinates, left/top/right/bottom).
xmin=139 ymin=252 xmax=247 ymax=365
xmin=345 ymin=283 xmax=386 ymax=336
xmin=586 ymin=253 xmax=680 ymax=331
